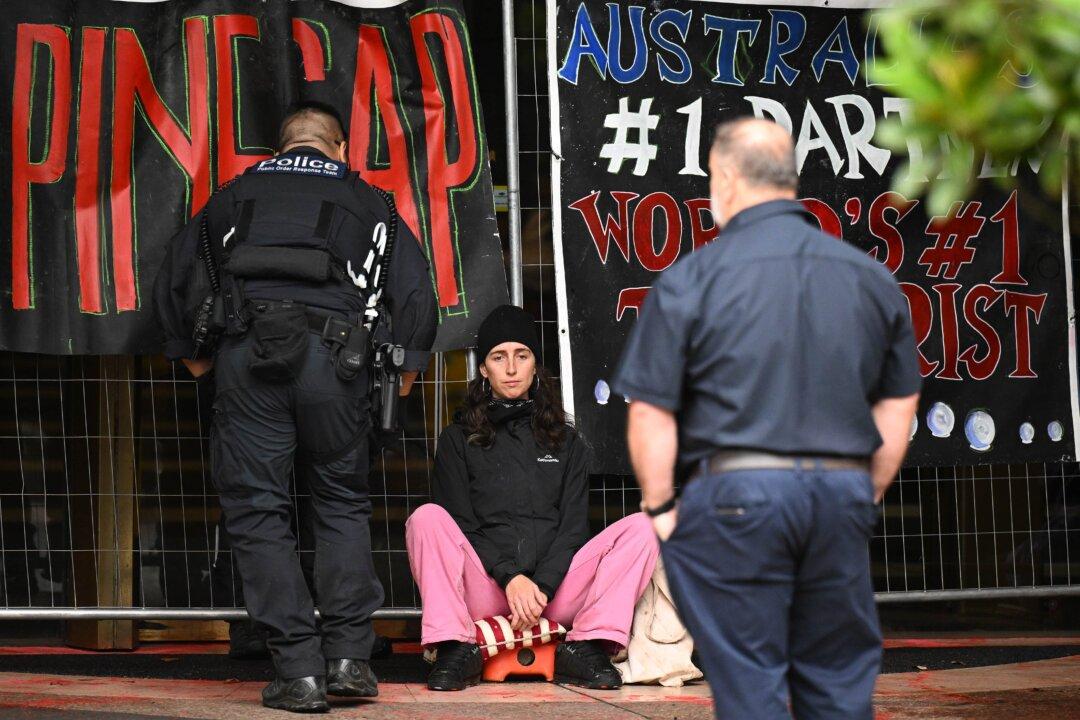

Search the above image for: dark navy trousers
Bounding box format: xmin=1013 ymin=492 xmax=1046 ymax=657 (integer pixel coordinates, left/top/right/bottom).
xmin=662 ymin=467 xmax=881 ymax=720
xmin=211 ymin=334 xmax=383 ymax=679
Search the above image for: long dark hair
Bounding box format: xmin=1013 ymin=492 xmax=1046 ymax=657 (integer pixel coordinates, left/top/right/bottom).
xmin=463 ymin=365 xmax=569 ymax=451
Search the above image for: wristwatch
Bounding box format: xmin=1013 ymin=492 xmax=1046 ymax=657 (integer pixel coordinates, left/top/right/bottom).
xmin=641 ymin=495 xmax=677 ymax=518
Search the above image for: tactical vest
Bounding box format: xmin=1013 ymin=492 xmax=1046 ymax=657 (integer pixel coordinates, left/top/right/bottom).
xmin=209 ymin=151 xmax=391 ymax=336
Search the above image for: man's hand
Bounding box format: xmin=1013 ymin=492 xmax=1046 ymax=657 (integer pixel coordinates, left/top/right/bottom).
xmin=399 ymin=370 xmax=419 ymax=396
xmin=181 ymin=357 xmax=214 ymax=378
xmin=651 ymin=508 xmax=678 ymax=542
xmin=505 ymin=574 xmax=547 ymax=631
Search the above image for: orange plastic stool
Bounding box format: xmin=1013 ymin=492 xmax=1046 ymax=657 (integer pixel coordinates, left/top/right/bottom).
xmin=482 ymin=642 xmax=559 ymax=682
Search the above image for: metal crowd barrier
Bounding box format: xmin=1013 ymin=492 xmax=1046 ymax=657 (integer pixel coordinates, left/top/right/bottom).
xmin=0 ymin=351 xmax=1076 ymax=624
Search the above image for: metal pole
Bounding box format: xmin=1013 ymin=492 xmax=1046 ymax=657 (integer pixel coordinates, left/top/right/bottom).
xmin=0 ymin=608 xmax=423 ymax=621
xmin=502 ymin=0 xmax=524 ymax=307
xmin=434 ymin=352 xmax=444 ymax=447
xmin=5 ymin=586 xmax=1079 ymax=620
xmin=873 ymin=586 xmax=1080 ymax=603
xmin=466 ymin=348 xmax=478 ymax=382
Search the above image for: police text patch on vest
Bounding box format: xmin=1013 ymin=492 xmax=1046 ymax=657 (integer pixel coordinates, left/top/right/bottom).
xmin=251 ymin=154 xmax=347 ymax=179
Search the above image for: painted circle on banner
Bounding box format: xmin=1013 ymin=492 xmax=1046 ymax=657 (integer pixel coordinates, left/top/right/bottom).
xmin=1019 ymin=423 xmax=1035 ymax=445
xmin=1048 ymin=421 xmax=1064 ymax=442
xmin=927 ymin=403 xmax=955 ymax=438
xmin=594 ymin=379 xmax=610 ymax=405
xmin=964 ymin=410 xmax=995 ymax=452
xmin=909 ymin=416 xmax=918 ymax=440
xmin=1037 ymin=252 xmax=1061 ymax=279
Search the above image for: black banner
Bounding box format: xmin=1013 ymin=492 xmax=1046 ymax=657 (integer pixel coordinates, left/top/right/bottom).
xmin=0 ymin=0 xmax=506 ymax=355
xmin=550 ymin=0 xmax=1078 ymax=471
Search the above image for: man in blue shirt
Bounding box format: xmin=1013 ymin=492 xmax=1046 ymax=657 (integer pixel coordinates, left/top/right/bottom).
xmin=615 ymin=118 xmax=921 ymax=720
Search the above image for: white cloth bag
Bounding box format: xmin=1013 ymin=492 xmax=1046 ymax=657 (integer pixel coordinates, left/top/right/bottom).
xmin=613 ymin=555 xmax=703 ymax=687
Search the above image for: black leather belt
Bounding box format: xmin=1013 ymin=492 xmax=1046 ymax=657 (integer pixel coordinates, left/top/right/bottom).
xmin=699 ymin=451 xmax=870 ymax=476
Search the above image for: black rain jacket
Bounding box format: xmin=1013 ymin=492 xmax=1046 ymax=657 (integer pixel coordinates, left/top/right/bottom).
xmin=432 ymin=404 xmax=591 ymax=599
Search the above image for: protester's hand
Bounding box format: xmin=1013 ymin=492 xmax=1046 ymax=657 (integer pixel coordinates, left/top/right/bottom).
xmin=505 ymin=575 xmax=547 ymax=631
xmin=651 ymin=508 xmax=678 ymax=542
xmin=181 ymin=357 xmax=214 ymax=378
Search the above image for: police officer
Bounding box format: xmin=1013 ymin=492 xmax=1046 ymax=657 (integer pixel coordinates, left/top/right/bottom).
xmin=614 ymin=118 xmax=921 ymax=720
xmin=155 ymin=102 xmax=437 ymax=712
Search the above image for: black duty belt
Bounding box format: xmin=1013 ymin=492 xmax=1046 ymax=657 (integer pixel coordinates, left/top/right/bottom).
xmin=248 ymin=301 xmax=357 ymax=345
xmin=698 ymin=451 xmax=870 ymax=477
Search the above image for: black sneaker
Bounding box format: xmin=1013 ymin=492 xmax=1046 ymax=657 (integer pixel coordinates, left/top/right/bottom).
xmin=326 ymin=658 xmax=378 ymax=697
xmin=426 ymin=641 xmax=482 ymax=691
xmin=261 ymin=675 xmax=329 ymax=713
xmin=228 ymin=620 xmax=270 ymax=660
xmin=555 ymin=640 xmax=623 ymax=690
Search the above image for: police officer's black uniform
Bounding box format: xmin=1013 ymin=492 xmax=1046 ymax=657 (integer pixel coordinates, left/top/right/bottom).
xmin=155 ymin=146 xmax=437 ymax=689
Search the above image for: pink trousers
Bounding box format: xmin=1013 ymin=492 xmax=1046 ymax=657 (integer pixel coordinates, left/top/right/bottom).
xmin=406 ymin=504 xmax=660 ymax=648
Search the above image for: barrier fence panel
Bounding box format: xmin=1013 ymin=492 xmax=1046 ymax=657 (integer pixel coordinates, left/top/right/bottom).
xmin=0 ymin=351 xmax=470 ymax=618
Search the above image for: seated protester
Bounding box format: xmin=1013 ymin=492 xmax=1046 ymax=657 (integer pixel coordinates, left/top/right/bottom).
xmin=406 ymin=305 xmax=660 ymax=691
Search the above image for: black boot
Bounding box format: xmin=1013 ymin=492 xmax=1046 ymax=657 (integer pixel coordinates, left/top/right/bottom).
xmin=261 ymin=675 xmax=329 ymax=713
xmin=326 ymin=659 xmax=379 ymax=697
xmin=555 ymin=640 xmax=623 ymax=690
xmin=228 ymin=620 xmax=270 ymax=660
xmin=426 ymin=641 xmax=482 ymax=691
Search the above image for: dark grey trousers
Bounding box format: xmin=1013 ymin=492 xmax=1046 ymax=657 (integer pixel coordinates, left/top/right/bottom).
xmin=662 ymin=466 xmax=882 ymax=720
xmin=211 ymin=334 xmax=383 ymax=679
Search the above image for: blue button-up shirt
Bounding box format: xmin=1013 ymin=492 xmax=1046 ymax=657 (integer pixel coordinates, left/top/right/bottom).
xmin=613 ymin=199 xmax=921 ymax=470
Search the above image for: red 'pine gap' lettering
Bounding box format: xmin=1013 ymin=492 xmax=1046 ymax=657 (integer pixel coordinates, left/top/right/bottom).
xmin=214 ymin=15 xmax=271 ymax=185
xmin=11 ymin=24 xmax=71 ymax=311
xmin=291 ymin=19 xmax=326 ymax=83
xmin=350 ymin=24 xmax=423 ymax=261
xmin=111 ymin=19 xmax=211 ymax=312
xmin=412 ymin=11 xmax=479 ymax=309
xmin=75 ymin=27 xmax=107 ymax=314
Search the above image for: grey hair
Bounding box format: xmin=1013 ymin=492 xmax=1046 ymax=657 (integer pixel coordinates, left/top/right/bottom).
xmin=711 ymin=118 xmax=798 ymax=191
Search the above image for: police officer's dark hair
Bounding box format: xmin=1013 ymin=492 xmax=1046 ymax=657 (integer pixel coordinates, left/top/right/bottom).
xmin=278 ymin=101 xmax=347 ymax=151
xmin=711 ymin=117 xmax=798 ymax=191
xmin=461 ymin=365 xmax=569 ymax=451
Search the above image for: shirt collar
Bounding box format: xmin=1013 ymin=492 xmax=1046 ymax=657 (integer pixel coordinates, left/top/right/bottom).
xmin=722 ymin=199 xmax=816 ymax=234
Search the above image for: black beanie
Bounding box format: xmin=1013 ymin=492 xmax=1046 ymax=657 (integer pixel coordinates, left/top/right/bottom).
xmin=476 ymin=305 xmax=540 ymax=361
